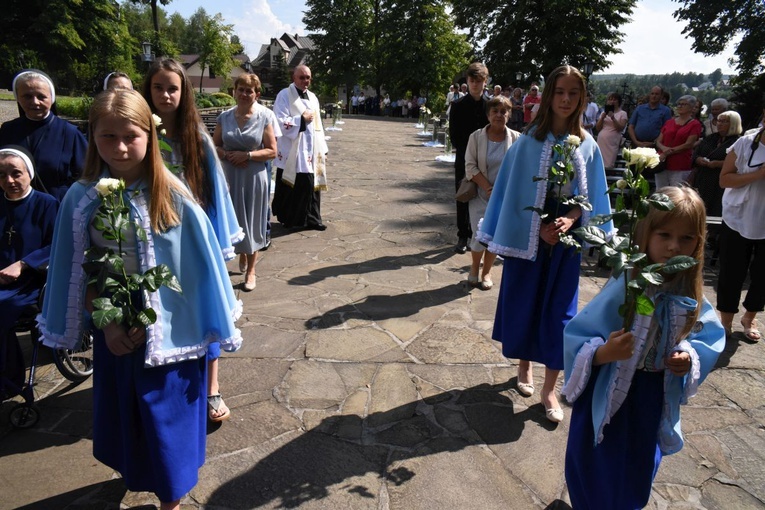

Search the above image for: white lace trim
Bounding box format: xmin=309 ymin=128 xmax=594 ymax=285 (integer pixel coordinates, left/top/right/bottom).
xmin=561 ymin=337 xmax=605 ymax=402
xmin=145 ymin=328 xmax=243 ymax=367
xmin=39 ymin=189 xmax=96 ymax=350
xmin=232 ymin=299 xmax=243 ymax=322
xmin=596 ymin=312 xmax=652 ymax=444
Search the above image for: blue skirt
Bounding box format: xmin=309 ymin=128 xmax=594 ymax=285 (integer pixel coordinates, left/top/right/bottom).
xmin=92 ymin=328 xmax=208 ymax=502
xmin=565 ymin=367 xmax=664 ymax=509
xmin=492 ymin=241 xmax=580 ymax=370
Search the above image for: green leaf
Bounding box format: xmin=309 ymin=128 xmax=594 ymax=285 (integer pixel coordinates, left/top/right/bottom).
xmin=640 ymin=270 xmax=664 ymax=285
xmin=92 ymin=307 xmax=122 ymax=329
xmin=623 ymin=167 xmax=633 ymax=180
xmin=600 ymin=245 xmax=617 ymax=258
xmin=575 ymin=226 xmax=608 ymax=246
xmin=647 ymin=193 xmax=675 ymax=211
xmin=608 ymin=251 xmax=628 ymax=275
xmin=91 ymin=297 xmax=114 ymax=310
xmin=163 ymin=275 xmax=183 ymax=293
xmin=661 ymin=255 xmax=699 ymax=273
xmin=135 ymin=222 xmax=148 ymax=242
xmin=629 ymin=252 xmax=647 ymax=264
xmin=532 ymin=176 xmax=548 ymax=182
xmin=637 ymin=175 xmax=650 ymax=196
xmin=615 ymin=193 xmax=625 ymax=212
xmin=136 ymin=308 xmax=157 ymax=326
xmin=635 ymin=294 xmax=656 ymax=316
xmin=637 ymin=199 xmax=650 ymax=217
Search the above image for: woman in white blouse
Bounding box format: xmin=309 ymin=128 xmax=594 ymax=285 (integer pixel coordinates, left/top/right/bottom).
xmin=717 ymin=127 xmax=765 ymax=341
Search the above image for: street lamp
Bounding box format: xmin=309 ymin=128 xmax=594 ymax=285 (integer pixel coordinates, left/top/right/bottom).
xmin=244 ymin=60 xmax=252 ymax=73
xmin=516 ymin=71 xmax=523 ymax=86
xmin=141 ymin=41 xmax=155 ymax=63
xmin=582 ymin=61 xmax=595 ymax=81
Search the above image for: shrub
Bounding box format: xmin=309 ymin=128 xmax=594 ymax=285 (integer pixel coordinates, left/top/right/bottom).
xmin=56 ymin=96 xmax=93 ymax=120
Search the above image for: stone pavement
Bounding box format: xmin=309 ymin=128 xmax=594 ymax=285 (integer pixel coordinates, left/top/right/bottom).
xmin=1 ymin=116 xmax=764 ymax=510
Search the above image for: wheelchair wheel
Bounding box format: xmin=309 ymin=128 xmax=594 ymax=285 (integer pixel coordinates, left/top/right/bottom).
xmin=53 ymin=331 xmax=94 ymax=382
xmin=10 ymin=403 xmax=40 ymax=428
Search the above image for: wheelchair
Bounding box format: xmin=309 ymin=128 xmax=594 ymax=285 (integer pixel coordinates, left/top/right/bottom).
xmin=4 ymin=285 xmax=93 ymax=429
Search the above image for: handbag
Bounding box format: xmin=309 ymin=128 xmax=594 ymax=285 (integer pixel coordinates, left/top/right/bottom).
xmin=455 ymin=178 xmax=478 ymax=202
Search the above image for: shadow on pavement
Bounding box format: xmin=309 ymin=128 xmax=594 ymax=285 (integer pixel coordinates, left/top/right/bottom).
xmin=306 ymin=283 xmax=465 ymax=328
xmin=290 ymin=247 xmax=454 ymax=287
xmin=207 ymin=380 xmax=555 ymax=509
xmin=14 ymin=479 xmax=127 ymax=510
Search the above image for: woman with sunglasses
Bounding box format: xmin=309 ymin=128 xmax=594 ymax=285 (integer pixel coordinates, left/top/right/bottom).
xmin=716 ymin=127 xmax=765 ymax=341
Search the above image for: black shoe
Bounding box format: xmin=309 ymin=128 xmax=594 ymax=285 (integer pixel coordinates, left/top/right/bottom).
xmin=308 ymin=223 xmax=327 ymax=231
xmin=454 ymin=237 xmax=468 ymax=254
xmin=261 ymin=236 xmax=271 ymax=251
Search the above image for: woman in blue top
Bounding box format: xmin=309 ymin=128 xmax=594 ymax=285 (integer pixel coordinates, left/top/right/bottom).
xmin=0 ymin=146 xmax=58 ymax=396
xmin=477 ymin=65 xmax=613 ymax=423
xmin=142 ymin=58 xmax=243 ymax=423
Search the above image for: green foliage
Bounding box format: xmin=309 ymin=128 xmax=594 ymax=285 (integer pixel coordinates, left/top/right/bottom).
xmin=192 ymin=11 xmax=237 ymax=92
xmin=672 ymin=0 xmax=764 ymax=80
xmin=270 ymin=54 xmax=292 ymax=97
xmin=84 ymin=178 xmax=182 ymax=331
xmin=451 ymin=0 xmax=637 ymax=85
xmin=195 ymin=92 xmax=235 ymax=108
xmin=56 ymin=96 xmax=94 ymax=120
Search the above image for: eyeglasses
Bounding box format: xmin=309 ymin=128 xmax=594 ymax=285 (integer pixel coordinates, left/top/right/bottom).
xmin=676 ymin=102 xmax=689 ymax=107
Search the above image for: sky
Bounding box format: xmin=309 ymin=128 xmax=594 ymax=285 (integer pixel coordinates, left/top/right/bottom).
xmin=168 ymin=0 xmax=738 ymax=76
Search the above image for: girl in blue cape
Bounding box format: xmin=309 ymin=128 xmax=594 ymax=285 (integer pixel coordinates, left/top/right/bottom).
xmin=562 ymin=186 xmax=724 ymax=509
xmin=39 ymin=90 xmax=242 ymax=510
xmin=142 ymin=58 xmax=243 ymax=424
xmin=477 ymin=65 xmax=613 ymax=423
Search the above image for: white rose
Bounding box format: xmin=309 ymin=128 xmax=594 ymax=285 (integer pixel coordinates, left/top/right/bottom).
xmin=565 ymin=135 xmax=581 ymax=147
xmin=152 ymin=114 xmax=162 ymax=127
xmin=95 ymin=177 xmax=122 ymax=197
xmin=629 ymin=147 xmax=660 ymax=169
xmin=616 ymin=179 xmax=628 ymax=189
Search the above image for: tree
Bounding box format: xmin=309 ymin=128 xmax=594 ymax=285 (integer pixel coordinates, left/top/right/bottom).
xmin=708 ymin=68 xmax=723 ymax=87
xmin=451 ymin=0 xmax=636 ymax=85
xmin=304 ymin=0 xmax=373 ymax=105
xmin=379 ymin=0 xmax=470 ymax=101
xmin=129 ymin=0 xmax=174 ymax=56
xmin=196 ymin=13 xmax=236 ymax=92
xmin=0 ymin=0 xmax=136 ymax=92
xmin=230 ymin=35 xmax=245 ymax=56
xmin=673 ymin=0 xmax=765 ymax=80
xmin=270 ymin=54 xmax=292 ymax=96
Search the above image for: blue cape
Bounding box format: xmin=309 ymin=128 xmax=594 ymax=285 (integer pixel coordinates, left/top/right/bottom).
xmin=38 ymin=176 xmax=242 ymax=367
xmin=477 ymin=131 xmax=613 ymax=260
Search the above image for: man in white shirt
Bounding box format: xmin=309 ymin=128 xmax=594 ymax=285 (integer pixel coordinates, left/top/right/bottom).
xmin=582 ymin=90 xmax=600 ymax=135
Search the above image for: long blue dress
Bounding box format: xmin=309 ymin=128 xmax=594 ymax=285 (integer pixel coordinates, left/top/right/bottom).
xmin=477 ymin=131 xmax=613 ymax=370
xmin=0 ymin=114 xmax=87 ymax=202
xmin=218 ymin=107 xmax=269 ymax=253
xmin=0 ymin=190 xmax=58 ymax=396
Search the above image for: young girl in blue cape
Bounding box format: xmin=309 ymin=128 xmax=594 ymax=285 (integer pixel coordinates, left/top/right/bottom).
xmin=562 ymin=186 xmax=725 ymax=509
xmin=477 ymin=65 xmax=613 ymax=423
xmin=142 ymin=58 xmax=243 ymax=423
xmin=39 ymin=90 xmax=242 ymax=510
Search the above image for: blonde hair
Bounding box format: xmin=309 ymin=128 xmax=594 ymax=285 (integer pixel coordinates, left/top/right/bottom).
xmin=83 ymin=89 xmax=188 ymax=232
xmin=634 ymin=186 xmax=706 ymax=341
xmin=529 ymin=65 xmax=587 ymax=141
xmin=234 ymin=73 xmax=262 ymax=93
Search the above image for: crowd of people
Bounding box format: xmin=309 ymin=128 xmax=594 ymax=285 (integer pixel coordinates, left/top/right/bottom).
xmin=0 ymin=59 xmax=763 ymax=509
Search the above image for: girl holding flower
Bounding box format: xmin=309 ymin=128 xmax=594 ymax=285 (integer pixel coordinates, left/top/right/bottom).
xmin=477 ymin=65 xmax=613 ymax=423
xmin=562 ymin=186 xmax=724 ymax=509
xmin=142 ymin=58 xmax=243 ymax=423
xmin=39 ymin=90 xmax=241 ymax=510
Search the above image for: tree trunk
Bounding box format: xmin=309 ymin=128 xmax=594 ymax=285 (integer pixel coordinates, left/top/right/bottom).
xmin=199 ymin=64 xmax=205 ymax=93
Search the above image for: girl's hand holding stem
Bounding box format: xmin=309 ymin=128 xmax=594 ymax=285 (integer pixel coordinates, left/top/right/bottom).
xmin=103 ymin=322 xmax=146 ymax=356
xmin=594 ymin=329 xmax=635 ymax=365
